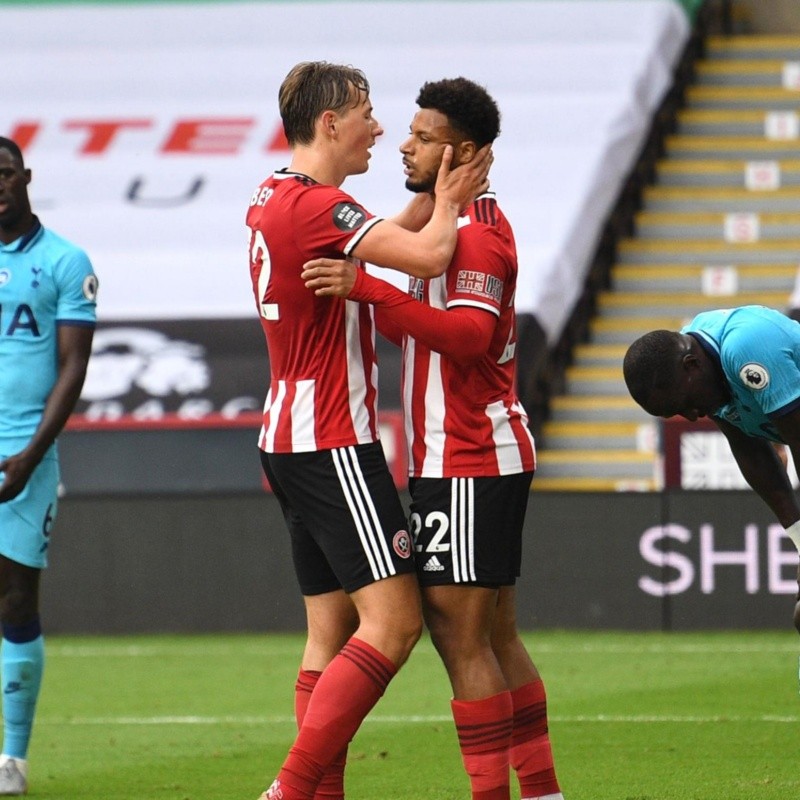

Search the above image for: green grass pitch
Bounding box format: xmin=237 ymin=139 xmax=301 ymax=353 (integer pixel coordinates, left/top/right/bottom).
xmin=27 ymin=630 xmax=799 ymax=799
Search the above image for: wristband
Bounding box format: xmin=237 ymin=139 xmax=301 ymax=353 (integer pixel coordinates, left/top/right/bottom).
xmin=785 ymin=520 xmax=800 ymax=554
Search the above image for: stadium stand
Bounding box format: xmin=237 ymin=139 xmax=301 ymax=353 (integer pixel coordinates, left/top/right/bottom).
xmin=534 ymin=26 xmax=800 ymax=491
xmin=1 ymin=0 xmax=698 ymax=495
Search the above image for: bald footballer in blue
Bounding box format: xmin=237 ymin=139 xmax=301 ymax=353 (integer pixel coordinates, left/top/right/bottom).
xmin=623 ymin=305 xmax=800 ymax=634
xmin=0 ymin=137 xmax=97 ymax=795
xmin=682 ymin=306 xmax=800 ymax=441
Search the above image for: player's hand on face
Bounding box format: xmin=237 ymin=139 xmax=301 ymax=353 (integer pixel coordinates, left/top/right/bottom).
xmin=434 ymin=143 xmax=493 ymax=213
xmin=302 ymin=258 xmax=357 ymax=297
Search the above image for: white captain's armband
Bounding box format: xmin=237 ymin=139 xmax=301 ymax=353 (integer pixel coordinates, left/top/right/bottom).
xmin=784 ymin=520 xmax=800 ymax=554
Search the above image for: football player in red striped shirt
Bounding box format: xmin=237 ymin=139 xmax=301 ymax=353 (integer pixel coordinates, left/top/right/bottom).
xmin=303 ymin=78 xmax=564 ymax=800
xmin=247 ymin=62 xmax=491 ymax=800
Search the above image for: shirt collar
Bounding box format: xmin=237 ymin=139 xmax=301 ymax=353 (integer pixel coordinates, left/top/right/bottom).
xmin=0 ymin=216 xmax=43 ymax=253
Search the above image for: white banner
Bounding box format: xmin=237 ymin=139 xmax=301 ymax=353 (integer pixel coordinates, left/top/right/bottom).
xmin=1 ymin=0 xmax=688 ymax=341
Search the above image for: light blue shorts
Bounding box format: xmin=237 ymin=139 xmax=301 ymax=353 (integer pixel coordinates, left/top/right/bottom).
xmin=0 ymin=452 xmax=59 ymax=569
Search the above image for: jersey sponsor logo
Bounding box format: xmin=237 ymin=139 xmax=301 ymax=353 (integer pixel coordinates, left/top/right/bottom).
xmin=739 ymin=363 xmax=769 ymax=391
xmin=0 ymin=304 xmax=40 ymax=336
xmin=83 ymin=274 xmax=99 ymax=302
xmin=0 ymin=270 xmax=10 ymax=287
xmin=455 ymin=270 xmax=504 ymax=304
xmin=332 ymin=202 xmax=367 ymax=232
xmin=393 ymin=530 xmax=412 ymax=559
xmin=422 ymin=555 xmax=445 ymax=572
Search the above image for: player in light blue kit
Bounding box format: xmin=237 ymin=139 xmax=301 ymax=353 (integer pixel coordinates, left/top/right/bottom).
xmin=623 ymin=305 xmax=800 ymax=633
xmin=0 ymin=137 xmax=97 ymax=795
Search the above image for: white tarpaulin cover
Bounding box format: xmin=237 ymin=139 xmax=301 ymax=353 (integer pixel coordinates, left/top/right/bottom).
xmin=1 ymin=0 xmax=689 ymax=342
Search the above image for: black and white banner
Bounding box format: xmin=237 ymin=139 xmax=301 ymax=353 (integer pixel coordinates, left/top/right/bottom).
xmin=2 ymin=0 xmax=688 ymax=342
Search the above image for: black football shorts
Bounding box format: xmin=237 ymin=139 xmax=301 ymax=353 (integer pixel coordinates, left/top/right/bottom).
xmin=408 ymin=472 xmax=533 ymax=587
xmin=261 ymin=442 xmax=414 ymax=595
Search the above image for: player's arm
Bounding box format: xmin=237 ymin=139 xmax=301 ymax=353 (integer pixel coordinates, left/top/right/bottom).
xmin=386 ymin=193 xmax=435 ymax=232
xmin=375 ymin=310 xmax=403 ymax=348
xmin=303 ymin=260 xmax=495 ymax=364
xmin=715 ymin=415 xmax=800 ymax=528
xmin=0 ymin=324 xmax=94 ymax=503
xmin=350 ymin=144 xmax=491 ymax=280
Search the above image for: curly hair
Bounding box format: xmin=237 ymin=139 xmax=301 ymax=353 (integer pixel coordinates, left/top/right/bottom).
xmin=415 ymin=78 xmax=500 ymax=147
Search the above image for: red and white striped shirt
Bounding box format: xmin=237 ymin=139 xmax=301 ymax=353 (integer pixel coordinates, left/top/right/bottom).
xmin=246 ymin=170 xmax=384 ymax=453
xmin=401 ymin=194 xmax=536 ymax=478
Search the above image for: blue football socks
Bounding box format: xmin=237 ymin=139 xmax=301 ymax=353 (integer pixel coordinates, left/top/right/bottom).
xmin=1 ymin=618 xmax=44 ymax=760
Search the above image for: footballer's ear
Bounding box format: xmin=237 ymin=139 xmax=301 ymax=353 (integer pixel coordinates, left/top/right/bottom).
xmin=678 ymin=334 xmax=699 ymax=372
xmin=456 ymin=140 xmax=477 ymax=164
xmin=319 ymin=110 xmax=339 ymax=139
xmin=681 ymin=349 xmax=705 ymax=375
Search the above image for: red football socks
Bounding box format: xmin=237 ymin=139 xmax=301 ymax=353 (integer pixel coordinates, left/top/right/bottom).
xmin=451 ymin=690 xmax=514 ymax=800
xmin=510 ymin=679 xmax=562 ymax=798
xmin=275 ymin=638 xmax=396 ymax=799
xmin=294 ymin=669 xmax=347 ymax=800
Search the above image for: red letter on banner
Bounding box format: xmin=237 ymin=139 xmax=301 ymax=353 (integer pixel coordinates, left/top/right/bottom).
xmin=64 ymin=120 xmax=153 ymax=154
xmin=8 ymin=122 xmax=40 ymax=152
xmin=265 ymin=123 xmax=289 ymax=152
xmin=161 ymin=119 xmax=255 ymax=155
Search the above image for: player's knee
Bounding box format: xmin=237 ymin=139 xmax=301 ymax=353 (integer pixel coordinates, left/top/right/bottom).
xmin=396 ymin=611 xmax=424 ymax=653
xmin=379 ymin=609 xmax=423 ymax=667
xmin=0 ymin=585 xmax=37 ymax=626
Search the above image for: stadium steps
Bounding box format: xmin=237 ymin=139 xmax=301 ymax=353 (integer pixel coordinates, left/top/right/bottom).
xmin=686 ymin=86 xmax=800 ymax=109
xmin=618 ymin=238 xmax=800 ymax=263
xmin=676 ymin=109 xmax=800 ymax=137
xmin=634 ymin=210 xmax=800 ymax=237
xmin=705 ymin=35 xmax=800 ymax=61
xmin=665 ymin=135 xmax=800 ymax=159
xmin=656 ymin=159 xmax=800 ymax=186
xmin=532 ymin=32 xmax=800 ymax=491
xmin=611 ymin=262 xmax=797 ymax=292
xmin=548 ymin=394 xmax=647 ymax=422
xmin=642 ymin=187 xmax=800 ymax=212
xmin=695 ymin=59 xmax=800 ymax=87
xmin=596 ymin=289 xmax=790 ymax=316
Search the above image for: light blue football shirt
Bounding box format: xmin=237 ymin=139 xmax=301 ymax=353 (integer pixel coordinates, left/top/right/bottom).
xmin=0 ymin=219 xmax=97 ymax=451
xmin=682 ymin=305 xmax=800 ymax=443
